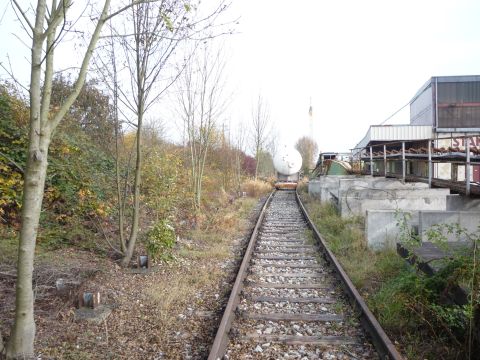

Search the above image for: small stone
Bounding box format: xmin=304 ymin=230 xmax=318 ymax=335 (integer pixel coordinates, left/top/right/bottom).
xmin=254 ymin=345 xmax=263 ymax=353
xmin=264 ymin=327 xmax=273 ymax=334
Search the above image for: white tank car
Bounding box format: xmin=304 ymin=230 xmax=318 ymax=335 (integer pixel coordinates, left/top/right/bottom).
xmin=273 ymin=146 xmax=302 ymax=189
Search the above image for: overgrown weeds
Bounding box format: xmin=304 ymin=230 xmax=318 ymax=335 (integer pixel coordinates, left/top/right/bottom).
xmin=300 ymin=187 xmax=480 ymax=359
xmin=300 ymin=193 xmax=404 ymax=291
xmin=241 ymin=179 xmax=272 ymax=198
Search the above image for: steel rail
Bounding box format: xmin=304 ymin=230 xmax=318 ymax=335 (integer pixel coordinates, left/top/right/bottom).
xmin=295 ymin=190 xmax=404 ymax=360
xmin=207 ymin=191 xmax=274 ymax=360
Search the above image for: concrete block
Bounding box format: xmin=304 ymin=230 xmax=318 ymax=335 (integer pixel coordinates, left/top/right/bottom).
xmin=419 ymin=211 xmax=480 ymax=242
xmin=365 ymin=210 xmax=419 ymax=250
xmin=308 ymin=175 xmax=357 ymax=203
xmin=447 ymin=195 xmax=480 ymax=211
xmin=308 ymin=180 xmax=322 ymax=199
xmin=339 ymin=188 xmax=449 ymax=218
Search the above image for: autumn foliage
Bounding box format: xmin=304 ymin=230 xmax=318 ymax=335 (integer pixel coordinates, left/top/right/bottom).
xmin=0 ymin=79 xmax=266 ymax=254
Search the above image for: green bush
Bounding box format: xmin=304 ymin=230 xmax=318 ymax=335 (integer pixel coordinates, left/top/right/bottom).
xmin=146 ymin=219 xmax=176 ymax=262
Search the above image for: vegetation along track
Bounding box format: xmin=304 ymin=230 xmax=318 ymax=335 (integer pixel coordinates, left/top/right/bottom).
xmin=208 ymin=190 xmax=403 ymax=359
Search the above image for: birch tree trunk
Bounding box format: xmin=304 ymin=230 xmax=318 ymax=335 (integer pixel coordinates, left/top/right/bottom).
xmin=5 ymin=0 xmax=116 ymax=357
xmin=251 ymin=95 xmax=269 ymax=182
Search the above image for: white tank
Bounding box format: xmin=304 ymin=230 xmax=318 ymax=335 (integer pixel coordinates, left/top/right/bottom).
xmin=273 ymin=146 xmax=302 ymax=176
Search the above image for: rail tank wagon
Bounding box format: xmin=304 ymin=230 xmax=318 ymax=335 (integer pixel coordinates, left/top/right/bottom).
xmin=273 ymin=146 xmax=302 ymax=189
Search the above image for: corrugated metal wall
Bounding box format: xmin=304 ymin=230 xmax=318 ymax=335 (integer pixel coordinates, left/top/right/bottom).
xmin=437 ymin=81 xmax=480 ymax=129
xmin=370 ymin=125 xmax=433 ymax=141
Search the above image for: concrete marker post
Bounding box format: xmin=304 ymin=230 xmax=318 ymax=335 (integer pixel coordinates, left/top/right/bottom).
xmin=402 ymin=141 xmax=406 ymax=183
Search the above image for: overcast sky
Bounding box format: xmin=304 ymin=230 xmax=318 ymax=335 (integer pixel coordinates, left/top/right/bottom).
xmin=226 ymin=0 xmax=480 ymax=152
xmin=2 ymin=0 xmax=480 ymax=153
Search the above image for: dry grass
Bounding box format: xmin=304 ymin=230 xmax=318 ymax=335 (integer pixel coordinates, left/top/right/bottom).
xmin=299 ymin=192 xmax=404 ymax=293
xmin=241 ymin=179 xmax=272 ymax=198
xmin=142 ymin=194 xmax=258 ymax=356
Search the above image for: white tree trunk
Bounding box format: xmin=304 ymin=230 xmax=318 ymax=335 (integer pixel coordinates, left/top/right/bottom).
xmin=6 ymin=0 xmax=113 ymax=356
xmin=6 ymin=138 xmax=49 ymax=358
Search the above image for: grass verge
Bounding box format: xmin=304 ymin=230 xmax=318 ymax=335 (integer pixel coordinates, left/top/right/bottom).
xmin=299 ymin=186 xmax=469 ymax=359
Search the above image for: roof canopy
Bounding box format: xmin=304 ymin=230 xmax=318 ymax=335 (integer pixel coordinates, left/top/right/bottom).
xmin=353 ymin=125 xmax=433 ymax=154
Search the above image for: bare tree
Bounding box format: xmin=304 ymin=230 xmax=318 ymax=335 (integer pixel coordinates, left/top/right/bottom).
xmin=117 ymin=1 xmax=191 ymax=267
xmin=177 ymin=43 xmax=228 ymax=212
xmin=251 ymin=94 xmax=270 ymax=180
xmin=94 ymin=1 xmax=231 ymax=266
xmin=233 ymin=120 xmax=247 ymax=193
xmin=3 ymin=1 xmax=152 ymax=357
xmin=295 ymin=136 xmax=318 ymax=175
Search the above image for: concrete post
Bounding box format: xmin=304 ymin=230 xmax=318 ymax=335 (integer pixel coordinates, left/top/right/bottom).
xmin=370 ymin=146 xmax=373 ymax=176
xmin=466 ymin=136 xmax=471 ymax=196
xmin=402 ymin=141 xmax=406 ymax=183
xmin=428 ymin=140 xmax=432 ymax=188
xmin=383 ymin=144 xmax=387 ymax=177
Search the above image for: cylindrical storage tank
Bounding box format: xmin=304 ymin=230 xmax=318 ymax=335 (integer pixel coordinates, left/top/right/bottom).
xmin=273 ymin=146 xmax=302 ymax=176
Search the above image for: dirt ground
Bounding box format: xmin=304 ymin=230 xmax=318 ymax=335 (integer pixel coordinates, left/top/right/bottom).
xmin=0 ymin=197 xmax=263 ymax=359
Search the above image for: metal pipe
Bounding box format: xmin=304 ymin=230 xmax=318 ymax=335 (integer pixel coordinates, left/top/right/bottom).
xmin=370 ymin=146 xmax=373 ymax=176
xmin=383 ymin=144 xmax=387 ymax=177
xmin=466 ymin=136 xmax=471 ymax=196
xmin=402 ymin=142 xmax=406 ymax=183
xmin=428 ymin=140 xmax=432 ymax=188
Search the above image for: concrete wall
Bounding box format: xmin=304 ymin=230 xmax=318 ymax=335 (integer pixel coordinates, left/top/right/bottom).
xmin=308 ymin=179 xmax=322 ymax=199
xmin=311 ymin=175 xmax=480 ymax=249
xmin=339 ymin=187 xmax=449 ymax=218
xmin=366 ymin=210 xmax=418 ymax=250
xmin=308 ymin=175 xmax=358 ymax=203
xmin=446 ymin=194 xmax=480 ymax=211
xmin=365 ymin=209 xmax=480 ymax=249
xmin=419 ymin=211 xmax=480 ymax=242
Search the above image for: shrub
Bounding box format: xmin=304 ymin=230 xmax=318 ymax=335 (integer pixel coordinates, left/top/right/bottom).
xmin=146 ymin=219 xmax=176 ymax=262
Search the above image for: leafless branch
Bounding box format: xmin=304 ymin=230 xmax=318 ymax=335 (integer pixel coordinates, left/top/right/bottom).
xmin=11 ymin=0 xmax=34 ymax=30
xmin=0 ymin=57 xmax=29 ymax=93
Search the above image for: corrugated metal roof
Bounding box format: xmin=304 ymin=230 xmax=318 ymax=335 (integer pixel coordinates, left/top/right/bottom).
xmin=353 ymin=125 xmax=433 ymax=152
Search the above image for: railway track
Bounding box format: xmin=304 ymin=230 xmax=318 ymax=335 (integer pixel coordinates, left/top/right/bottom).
xmin=208 ymin=190 xmax=403 ymax=359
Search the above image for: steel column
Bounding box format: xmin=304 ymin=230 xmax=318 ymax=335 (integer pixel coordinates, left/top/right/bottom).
xmin=370 ymin=146 xmax=373 ymax=176
xmin=428 ymin=140 xmax=432 ymax=188
xmin=383 ymin=144 xmax=387 ymax=177
xmin=466 ymin=137 xmax=471 ymax=196
xmin=402 ymin=142 xmax=406 ymax=183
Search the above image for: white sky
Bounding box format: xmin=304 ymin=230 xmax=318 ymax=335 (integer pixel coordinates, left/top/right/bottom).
xmin=226 ymin=0 xmax=480 ymax=152
xmin=2 ymin=0 xmax=480 ymax=153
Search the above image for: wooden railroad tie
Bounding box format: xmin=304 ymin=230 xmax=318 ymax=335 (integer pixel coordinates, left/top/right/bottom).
xmin=240 ymin=334 xmax=358 ymax=346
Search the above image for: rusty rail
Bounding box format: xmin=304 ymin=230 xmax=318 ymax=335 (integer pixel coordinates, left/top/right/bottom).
xmin=208 ymin=190 xmax=403 ymax=359
xmin=295 ymin=190 xmax=403 ymax=360
xmin=207 ymin=191 xmax=274 ymax=360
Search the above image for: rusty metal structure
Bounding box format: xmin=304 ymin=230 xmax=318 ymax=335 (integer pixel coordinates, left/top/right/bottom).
xmin=352 ymin=133 xmax=480 ymax=196
xmin=350 ymin=76 xmax=480 ymax=196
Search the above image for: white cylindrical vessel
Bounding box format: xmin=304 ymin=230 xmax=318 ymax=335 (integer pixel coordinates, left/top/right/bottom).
xmin=273 ymin=146 xmax=302 ymax=176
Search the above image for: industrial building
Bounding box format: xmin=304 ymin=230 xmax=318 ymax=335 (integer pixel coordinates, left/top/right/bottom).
xmin=310 ymin=75 xmax=480 ymax=250
xmin=352 ymin=75 xmax=480 ymax=195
